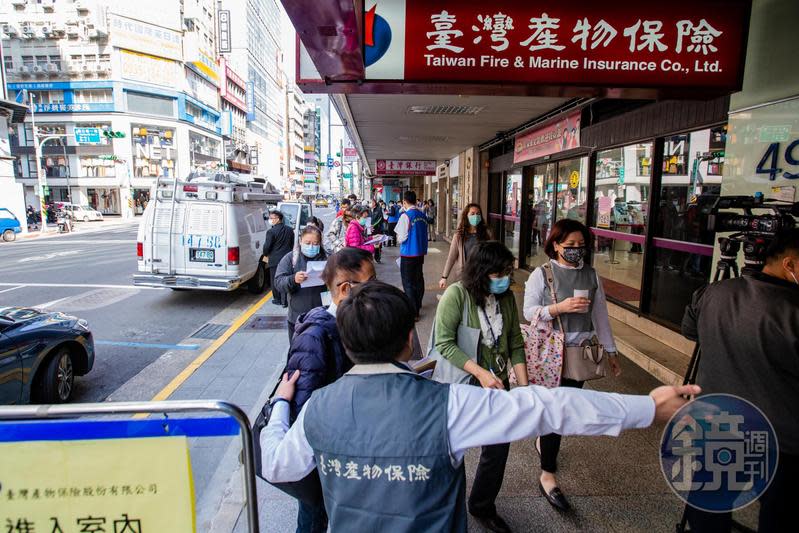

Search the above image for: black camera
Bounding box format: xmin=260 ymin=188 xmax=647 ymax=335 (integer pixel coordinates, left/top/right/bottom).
xmin=705 ymin=195 xmax=798 ymax=275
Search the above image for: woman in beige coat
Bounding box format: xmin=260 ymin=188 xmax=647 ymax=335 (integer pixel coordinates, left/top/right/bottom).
xmin=439 ymin=203 xmax=492 ymax=288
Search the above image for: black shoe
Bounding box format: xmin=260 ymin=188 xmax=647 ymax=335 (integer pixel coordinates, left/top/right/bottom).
xmin=539 ymin=482 xmax=570 ymax=512
xmin=271 ymin=300 xmax=283 ymax=306
xmin=469 ymin=512 xmax=511 ymax=533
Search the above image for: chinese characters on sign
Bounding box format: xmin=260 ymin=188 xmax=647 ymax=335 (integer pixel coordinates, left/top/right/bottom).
xmin=33 ymin=103 xmax=112 ymax=113
xmin=376 ymin=159 xmax=437 ymax=176
xmin=318 ymin=454 xmax=432 ymax=482
xmin=513 ymin=111 xmax=581 ymax=164
xmin=367 ymin=0 xmax=750 ymax=90
xmin=109 ymin=14 xmax=182 ymax=61
xmin=0 ymin=436 xmax=195 ymax=533
xmin=660 ymin=394 xmax=778 ymax=512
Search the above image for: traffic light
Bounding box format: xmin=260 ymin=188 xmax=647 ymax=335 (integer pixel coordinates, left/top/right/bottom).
xmin=103 ymin=130 xmax=126 ymax=139
xmin=336 ymin=152 xmax=341 ymax=157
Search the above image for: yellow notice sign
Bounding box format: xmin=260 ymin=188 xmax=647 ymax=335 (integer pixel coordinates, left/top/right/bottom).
xmin=0 ymin=436 xmax=195 ymax=532
xmin=569 ymin=170 xmax=580 ymax=190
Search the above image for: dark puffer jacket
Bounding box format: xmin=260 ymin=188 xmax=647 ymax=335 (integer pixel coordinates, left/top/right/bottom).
xmin=285 ymin=306 xmax=351 ymax=422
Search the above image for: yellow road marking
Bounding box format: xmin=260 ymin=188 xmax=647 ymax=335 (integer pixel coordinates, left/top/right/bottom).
xmin=133 ymin=291 xmax=274 ymax=418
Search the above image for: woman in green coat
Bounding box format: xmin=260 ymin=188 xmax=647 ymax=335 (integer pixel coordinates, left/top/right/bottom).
xmin=434 ymin=240 xmax=528 ymax=533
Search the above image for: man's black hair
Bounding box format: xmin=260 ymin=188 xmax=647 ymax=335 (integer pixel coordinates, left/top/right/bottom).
xmin=321 ymin=247 xmax=373 ymax=288
xmin=269 ymin=209 xmax=284 ymax=221
xmin=766 ymin=227 xmax=799 ymax=262
xmin=341 ymin=198 xmax=351 ymax=207
xmin=337 ymin=281 xmax=415 ymax=364
xmin=461 ymin=240 xmax=515 ymax=307
xmin=403 ymin=190 xmax=417 ymax=205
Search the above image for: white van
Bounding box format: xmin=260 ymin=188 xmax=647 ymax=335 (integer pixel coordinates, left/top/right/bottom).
xmin=133 ymin=172 xmax=283 ymax=293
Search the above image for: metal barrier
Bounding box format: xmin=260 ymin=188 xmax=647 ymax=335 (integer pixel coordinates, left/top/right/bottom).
xmin=0 ymin=400 xmax=260 ymax=533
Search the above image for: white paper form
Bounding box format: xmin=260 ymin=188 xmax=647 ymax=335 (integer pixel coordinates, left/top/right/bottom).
xmin=300 ymin=261 xmax=327 ymax=288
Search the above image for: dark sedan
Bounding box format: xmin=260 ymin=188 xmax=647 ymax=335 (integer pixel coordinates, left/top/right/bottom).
xmin=0 ymin=306 xmax=95 ymax=404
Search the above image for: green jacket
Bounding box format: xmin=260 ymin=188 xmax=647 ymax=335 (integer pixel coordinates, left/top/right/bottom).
xmin=434 ymin=282 xmax=525 ymax=382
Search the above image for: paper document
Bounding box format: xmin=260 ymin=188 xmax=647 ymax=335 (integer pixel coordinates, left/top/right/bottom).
xmin=364 ymin=234 xmax=391 ymax=246
xmin=300 ymin=260 xmax=327 ymax=288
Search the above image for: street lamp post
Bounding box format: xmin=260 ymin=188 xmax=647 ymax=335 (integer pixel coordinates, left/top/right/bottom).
xmin=29 ymin=92 xmax=48 ymax=232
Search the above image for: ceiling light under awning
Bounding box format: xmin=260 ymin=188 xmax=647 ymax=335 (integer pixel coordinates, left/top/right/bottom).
xmin=407 ymin=105 xmax=485 ymax=116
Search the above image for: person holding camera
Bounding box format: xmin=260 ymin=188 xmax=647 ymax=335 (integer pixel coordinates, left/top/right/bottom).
xmin=681 ymin=227 xmax=799 ymax=533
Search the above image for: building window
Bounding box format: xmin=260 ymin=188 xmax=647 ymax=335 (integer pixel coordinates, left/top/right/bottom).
xmin=24 ymin=123 xmax=66 ymax=146
xmin=48 ymin=55 xmax=61 ymax=69
xmin=22 ymin=56 xmax=35 ymax=68
xmin=29 ymin=90 xmax=65 ymax=104
xmin=73 ymin=89 xmax=113 ymax=103
xmin=3 ymin=56 xmax=12 ymax=70
xmin=80 ymin=156 xmax=115 ymax=177
xmin=36 ymin=55 xmax=48 ymax=68
xmin=126 ymin=92 xmax=174 ymax=117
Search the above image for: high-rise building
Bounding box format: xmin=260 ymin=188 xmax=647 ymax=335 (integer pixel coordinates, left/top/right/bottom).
xmin=302 ymin=105 xmax=321 ymax=199
xmin=218 ymin=0 xmax=285 ymax=187
xmin=1 ymin=0 xmax=224 ymax=218
xmin=285 ymin=82 xmax=306 ymax=198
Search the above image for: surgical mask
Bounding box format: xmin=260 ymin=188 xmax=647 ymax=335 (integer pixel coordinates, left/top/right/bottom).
xmin=468 ymin=214 xmax=482 ymax=226
xmin=560 ymin=246 xmax=586 ymax=265
xmin=301 ymin=244 xmax=320 ymax=257
xmin=359 ymin=218 xmax=367 ymax=227
xmin=489 ymin=276 xmax=510 ymax=294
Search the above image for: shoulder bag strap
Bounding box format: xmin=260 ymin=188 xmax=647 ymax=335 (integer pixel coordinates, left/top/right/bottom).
xmin=542 ymin=263 xmax=566 ymax=334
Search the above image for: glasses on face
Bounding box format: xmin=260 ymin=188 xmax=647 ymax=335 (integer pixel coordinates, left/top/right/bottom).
xmin=335 ymin=275 xmax=377 ymax=288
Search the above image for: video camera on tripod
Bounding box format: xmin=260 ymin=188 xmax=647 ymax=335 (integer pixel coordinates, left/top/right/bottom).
xmin=704 ymin=194 xmax=798 ymax=279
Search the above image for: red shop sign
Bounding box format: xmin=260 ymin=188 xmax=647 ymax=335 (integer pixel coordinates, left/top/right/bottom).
xmin=514 ymin=111 xmax=581 ymax=164
xmin=364 ymin=0 xmax=751 ymax=91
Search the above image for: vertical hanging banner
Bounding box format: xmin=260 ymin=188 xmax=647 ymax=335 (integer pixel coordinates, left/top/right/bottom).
xmin=364 ymin=0 xmax=751 ymax=91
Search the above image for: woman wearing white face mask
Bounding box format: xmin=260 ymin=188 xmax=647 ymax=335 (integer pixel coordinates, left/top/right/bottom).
xmin=440 ymin=203 xmax=492 ymax=289
xmin=522 ymin=218 xmax=621 ymax=512
xmin=274 ymin=226 xmax=328 ymax=342
xmin=434 ymin=240 xmax=527 ymax=532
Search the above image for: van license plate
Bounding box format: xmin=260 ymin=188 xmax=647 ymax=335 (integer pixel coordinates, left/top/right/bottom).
xmin=191 ymin=248 xmax=215 ymax=262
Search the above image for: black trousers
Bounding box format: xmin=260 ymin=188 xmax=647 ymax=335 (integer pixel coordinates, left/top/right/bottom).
xmin=468 ymin=442 xmax=511 ymax=518
xmin=387 ymin=222 xmax=397 ymax=246
xmin=685 ymin=452 xmax=797 ymax=533
xmin=287 ymin=320 xmax=296 ymax=344
xmin=269 ymin=265 xmax=284 ymax=304
xmin=540 ymin=378 xmax=584 ymax=473
xmin=400 ymin=256 xmax=425 ymax=315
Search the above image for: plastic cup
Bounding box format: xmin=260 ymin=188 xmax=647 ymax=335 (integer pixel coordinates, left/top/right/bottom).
xmin=574 ymin=289 xmax=590 ymax=313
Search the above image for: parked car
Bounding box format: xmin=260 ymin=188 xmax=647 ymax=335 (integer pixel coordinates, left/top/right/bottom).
xmin=61 ymin=203 xmax=104 ymax=222
xmin=0 ymin=307 xmax=95 ymax=404
xmin=313 ymin=197 xmax=329 ymax=208
xmin=0 ymin=208 xmax=22 ymax=242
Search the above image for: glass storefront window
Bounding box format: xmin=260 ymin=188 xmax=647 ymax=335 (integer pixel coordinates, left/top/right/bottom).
xmin=556 ymin=157 xmax=589 ymax=223
xmin=449 ymin=177 xmax=460 ymax=236
xmin=649 ymin=125 xmax=727 ymax=324
xmin=526 ymin=163 xmax=555 ymax=269
xmin=504 ymin=171 xmax=522 ymax=258
xmin=592 ymin=143 xmax=653 ymax=308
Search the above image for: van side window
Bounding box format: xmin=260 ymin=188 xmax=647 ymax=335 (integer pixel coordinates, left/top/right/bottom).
xmin=300 ymin=204 xmax=310 ymax=227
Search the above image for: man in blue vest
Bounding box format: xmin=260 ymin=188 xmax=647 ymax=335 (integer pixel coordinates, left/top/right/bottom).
xmin=395 ymin=190 xmax=428 ymax=319
xmin=262 ymin=282 xmax=701 ymax=533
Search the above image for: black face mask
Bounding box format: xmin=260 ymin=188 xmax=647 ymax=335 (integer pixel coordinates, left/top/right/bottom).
xmin=560 ymin=246 xmax=586 ymax=264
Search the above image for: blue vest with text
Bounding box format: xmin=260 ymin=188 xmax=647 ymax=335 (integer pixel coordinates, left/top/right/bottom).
xmin=303 ymin=372 xmax=467 ymax=533
xmin=400 ymin=208 xmax=428 ymax=257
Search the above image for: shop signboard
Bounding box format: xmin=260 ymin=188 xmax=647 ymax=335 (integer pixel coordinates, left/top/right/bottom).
xmin=32 ymin=103 xmax=113 ymax=113
xmin=364 ymin=0 xmax=750 ymax=91
xmin=120 ymin=50 xmax=180 ymax=87
xmin=109 ymin=14 xmax=182 ymax=61
xmin=245 ymin=82 xmax=255 ymax=121
xmin=343 ymin=147 xmax=358 ymax=162
xmin=376 ymin=159 xmax=437 ymax=175
xmin=513 ymin=110 xmax=581 ymax=164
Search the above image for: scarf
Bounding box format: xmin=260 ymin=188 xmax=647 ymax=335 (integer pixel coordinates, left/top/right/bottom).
xmin=477 ymin=294 xmax=503 ymax=348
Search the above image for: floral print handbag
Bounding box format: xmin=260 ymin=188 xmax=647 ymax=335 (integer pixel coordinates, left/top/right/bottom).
xmin=510 ymin=263 xmax=564 ymax=388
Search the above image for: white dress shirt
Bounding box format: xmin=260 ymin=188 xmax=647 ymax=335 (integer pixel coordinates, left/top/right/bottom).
xmin=260 ymin=364 xmax=654 ymax=483
xmin=523 ymin=259 xmax=618 ymax=351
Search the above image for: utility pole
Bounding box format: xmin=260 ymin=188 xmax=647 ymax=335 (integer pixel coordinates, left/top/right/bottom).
xmin=29 ymin=93 xmax=47 ymax=232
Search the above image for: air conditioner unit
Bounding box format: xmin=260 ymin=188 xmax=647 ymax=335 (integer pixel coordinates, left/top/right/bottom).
xmin=11 ymin=0 xmax=26 ymax=7
xmin=51 ymin=25 xmax=65 ymax=37
xmin=87 ymin=28 xmax=98 ymax=39
xmin=21 ymin=25 xmax=35 ymax=38
xmin=46 ymin=62 xmax=59 ymax=73
xmin=19 ymin=65 xmax=32 ymax=76
xmin=42 ymin=0 xmax=55 ymax=11
xmin=41 ymin=26 xmax=52 ymax=36
xmin=32 ymin=65 xmax=45 ymax=75
xmin=75 ymin=1 xmax=89 ymax=13
xmin=81 ymin=63 xmax=93 ymax=73
xmin=92 ymin=63 xmax=103 ymax=73
xmin=99 ymin=63 xmax=111 ymax=73
xmin=66 ymin=26 xmax=80 ymax=38
xmin=67 ymin=63 xmax=82 ymax=76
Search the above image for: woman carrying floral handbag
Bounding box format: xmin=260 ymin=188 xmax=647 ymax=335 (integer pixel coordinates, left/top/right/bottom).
xmin=521 ymin=218 xmax=622 ymax=513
